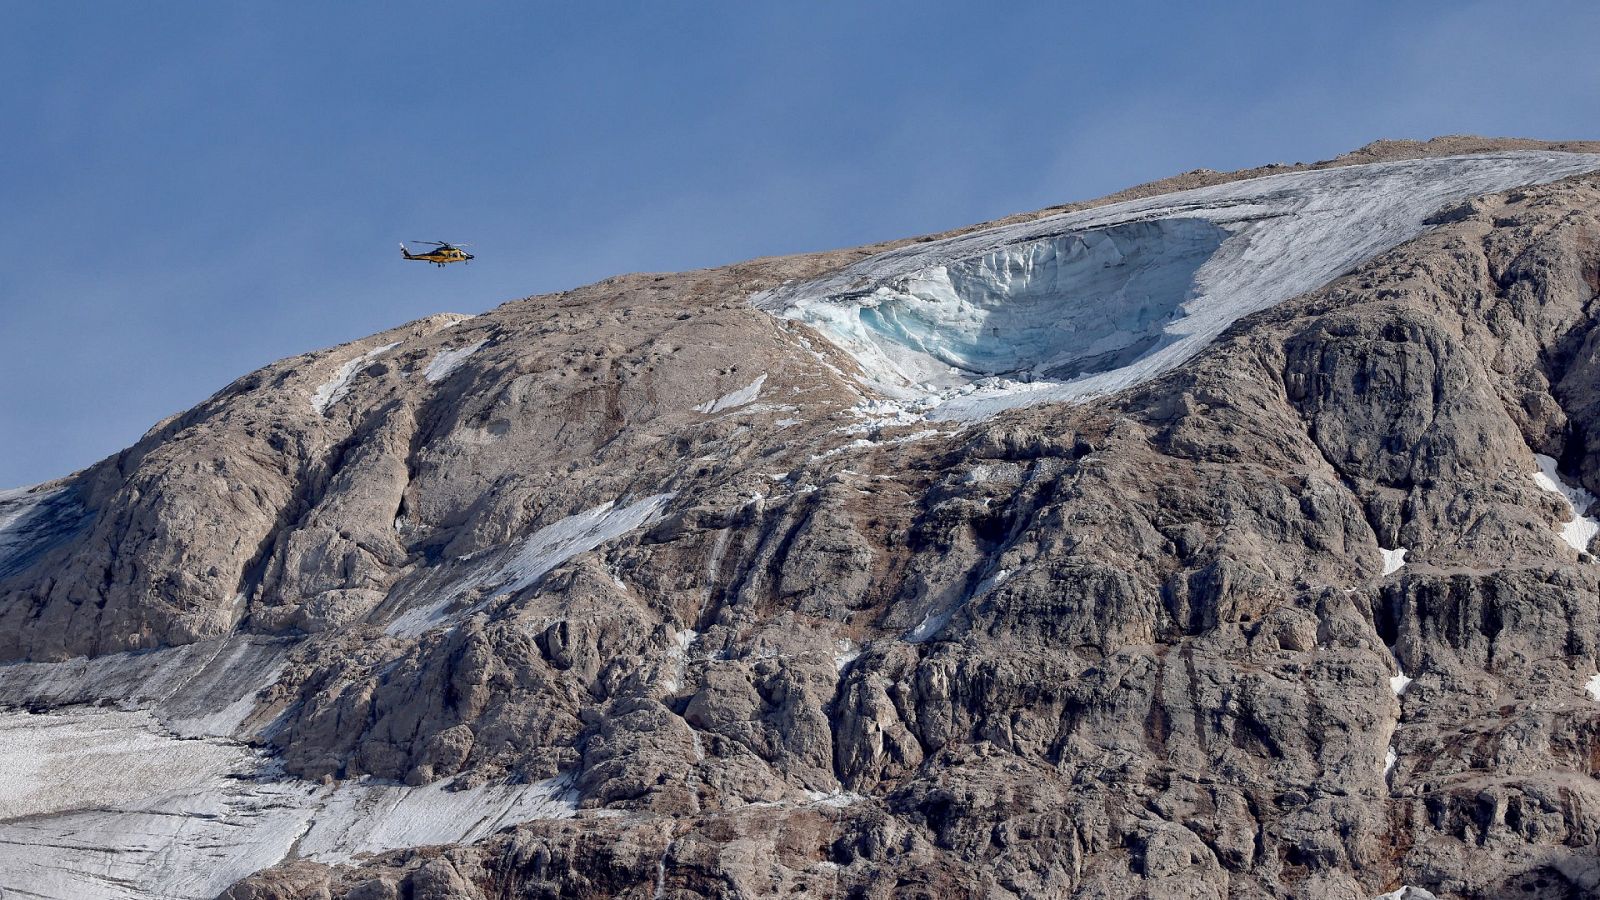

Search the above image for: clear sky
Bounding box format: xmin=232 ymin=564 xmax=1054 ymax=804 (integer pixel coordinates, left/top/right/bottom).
xmin=3 ymin=1 xmax=1598 ymax=488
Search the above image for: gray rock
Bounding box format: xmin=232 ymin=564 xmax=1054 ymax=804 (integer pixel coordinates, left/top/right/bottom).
xmin=9 ymin=136 xmax=1600 ymax=899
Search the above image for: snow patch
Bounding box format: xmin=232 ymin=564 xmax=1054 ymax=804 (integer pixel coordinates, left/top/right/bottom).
xmin=662 ymin=628 xmax=699 ymax=694
xmin=695 ymin=373 xmax=767 ymax=413
xmin=756 ymin=152 xmax=1600 ymax=420
xmin=1585 ymin=672 xmax=1600 ymax=702
xmin=1390 ymin=670 xmax=1413 ymax=697
xmin=424 ymin=339 xmax=486 ymax=383
xmin=311 ymin=342 xmax=399 ymax=414
xmin=812 ymin=428 xmax=949 ymax=462
xmin=803 ymin=788 xmax=868 ymax=809
xmin=0 ymin=485 xmax=60 ymax=556
xmin=964 ymin=463 xmax=1023 ymax=484
xmin=834 ymin=638 xmax=861 ymax=673
xmin=385 ymin=493 xmax=675 ymax=636
xmin=812 ymin=438 xmax=879 ymax=461
xmin=499 ymin=493 xmax=675 ymax=594
xmin=1384 ymin=746 xmax=1398 ymax=777
xmin=1380 ymin=547 xmax=1408 ymax=575
xmin=907 ymin=568 xmax=1011 ymax=643
xmin=1373 ymin=888 xmax=1439 ymax=900
xmin=1531 ymin=454 xmax=1600 ymax=552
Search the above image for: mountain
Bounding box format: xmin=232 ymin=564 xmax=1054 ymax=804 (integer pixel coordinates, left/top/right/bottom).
xmin=4 ymin=136 xmax=1600 ymax=899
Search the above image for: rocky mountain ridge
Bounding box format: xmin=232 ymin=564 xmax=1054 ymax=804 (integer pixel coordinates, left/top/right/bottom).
xmin=3 ymin=137 xmax=1600 ymax=899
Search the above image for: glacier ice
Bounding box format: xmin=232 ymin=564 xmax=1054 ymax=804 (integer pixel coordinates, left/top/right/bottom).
xmin=756 ymin=152 xmax=1600 ymax=420
xmin=0 ymin=636 xmax=575 ymax=899
xmin=805 ymin=218 xmax=1228 ymax=388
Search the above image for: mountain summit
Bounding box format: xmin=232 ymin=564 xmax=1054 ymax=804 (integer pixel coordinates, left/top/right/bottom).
xmin=5 ymin=137 xmax=1600 ymax=899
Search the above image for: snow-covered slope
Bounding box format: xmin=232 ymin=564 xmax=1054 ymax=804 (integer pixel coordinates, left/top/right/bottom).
xmin=0 ymin=635 xmax=581 ymax=899
xmin=755 ymin=152 xmax=1600 ymax=420
xmin=0 ymin=484 xmax=86 ymax=579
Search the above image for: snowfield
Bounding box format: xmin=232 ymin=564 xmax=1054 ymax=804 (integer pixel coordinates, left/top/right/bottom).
xmin=755 ymin=152 xmax=1600 ymax=420
xmin=0 ymin=638 xmax=577 ymax=899
xmin=0 ymin=708 xmax=251 ymax=821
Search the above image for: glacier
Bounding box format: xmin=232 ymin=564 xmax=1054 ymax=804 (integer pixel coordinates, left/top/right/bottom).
xmin=0 ymin=636 xmax=578 ymax=899
xmin=755 ymin=152 xmax=1600 ymax=420
xmin=0 ymin=485 xmax=678 ymax=897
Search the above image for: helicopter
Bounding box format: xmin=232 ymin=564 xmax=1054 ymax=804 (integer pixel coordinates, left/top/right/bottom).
xmin=400 ymin=240 xmax=475 ymax=267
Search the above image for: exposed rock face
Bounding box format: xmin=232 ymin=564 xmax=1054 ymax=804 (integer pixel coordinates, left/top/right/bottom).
xmin=6 ymin=137 xmax=1600 ymax=899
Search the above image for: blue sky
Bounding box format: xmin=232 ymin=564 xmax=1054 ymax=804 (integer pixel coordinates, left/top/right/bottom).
xmin=3 ymin=1 xmax=1598 ymax=488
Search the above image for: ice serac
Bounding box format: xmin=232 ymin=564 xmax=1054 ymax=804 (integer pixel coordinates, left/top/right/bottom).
xmin=756 ymin=152 xmax=1600 ymax=419
xmin=844 ymin=219 xmax=1229 ymax=386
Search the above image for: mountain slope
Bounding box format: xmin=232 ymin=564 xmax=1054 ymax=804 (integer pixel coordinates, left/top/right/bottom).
xmin=5 ymin=137 xmax=1600 ymax=899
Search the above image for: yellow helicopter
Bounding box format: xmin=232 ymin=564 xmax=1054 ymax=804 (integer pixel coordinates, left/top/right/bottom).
xmin=400 ymin=240 xmax=475 ymax=267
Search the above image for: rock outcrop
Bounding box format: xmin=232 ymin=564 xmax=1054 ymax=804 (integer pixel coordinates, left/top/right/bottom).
xmin=5 ymin=137 xmax=1600 ymax=899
